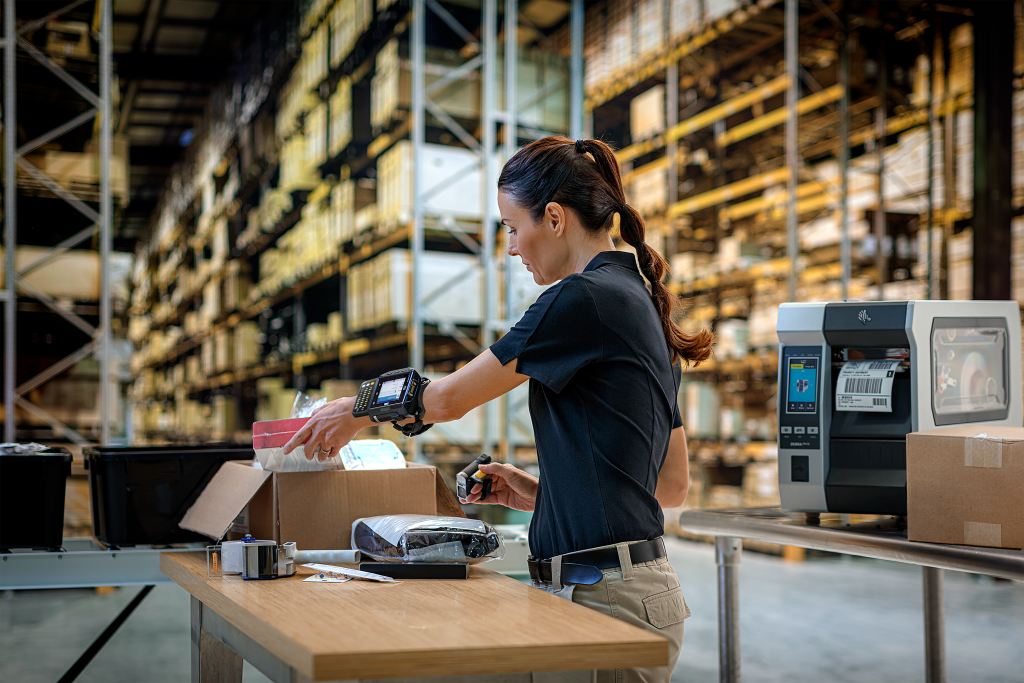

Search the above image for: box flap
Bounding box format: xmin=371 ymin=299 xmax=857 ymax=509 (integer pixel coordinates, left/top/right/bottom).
xmin=179 ymin=461 xmax=272 ymax=540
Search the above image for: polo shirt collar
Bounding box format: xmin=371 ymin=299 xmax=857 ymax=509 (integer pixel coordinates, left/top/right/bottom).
xmin=583 ymin=250 xmax=639 ymax=273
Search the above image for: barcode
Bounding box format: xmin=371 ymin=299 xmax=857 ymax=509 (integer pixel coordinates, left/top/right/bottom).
xmin=867 ymin=362 xmax=893 ymax=370
xmin=873 ymin=398 xmax=887 ymax=406
xmin=844 ymin=377 xmax=883 ymax=394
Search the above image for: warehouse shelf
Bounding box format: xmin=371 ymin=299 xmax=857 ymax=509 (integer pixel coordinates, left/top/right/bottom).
xmin=585 ymin=0 xmax=783 ymax=110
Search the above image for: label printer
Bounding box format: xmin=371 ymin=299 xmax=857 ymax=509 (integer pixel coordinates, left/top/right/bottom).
xmin=776 ymin=300 xmax=1022 ymax=515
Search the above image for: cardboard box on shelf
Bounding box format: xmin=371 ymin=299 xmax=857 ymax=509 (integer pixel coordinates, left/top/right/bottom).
xmin=907 ymin=426 xmax=1024 ymax=550
xmin=179 ymin=462 xmax=464 ymax=550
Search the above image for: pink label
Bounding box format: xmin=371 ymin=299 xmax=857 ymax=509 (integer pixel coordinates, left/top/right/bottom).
xmin=252 ymin=417 xmax=310 ymax=449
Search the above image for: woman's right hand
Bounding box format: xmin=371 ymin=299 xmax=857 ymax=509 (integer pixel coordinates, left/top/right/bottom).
xmin=462 ymin=462 xmax=538 ymax=512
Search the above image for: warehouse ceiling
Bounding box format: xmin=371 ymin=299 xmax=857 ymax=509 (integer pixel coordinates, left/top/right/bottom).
xmin=110 ymin=0 xmax=294 ymax=241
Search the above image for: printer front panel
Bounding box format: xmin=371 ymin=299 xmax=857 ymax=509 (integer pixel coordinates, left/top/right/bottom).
xmin=778 ymin=344 xmax=830 ymax=512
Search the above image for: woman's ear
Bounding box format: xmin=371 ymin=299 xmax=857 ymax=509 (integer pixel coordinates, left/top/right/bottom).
xmin=544 ymin=202 xmax=566 ymax=237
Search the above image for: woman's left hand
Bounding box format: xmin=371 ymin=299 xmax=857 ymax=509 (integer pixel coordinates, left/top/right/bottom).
xmin=282 ymin=397 xmax=365 ymax=460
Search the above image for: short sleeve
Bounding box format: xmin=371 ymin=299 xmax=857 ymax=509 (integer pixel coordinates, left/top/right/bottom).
xmin=672 ymin=363 xmax=683 ymax=429
xmin=489 ymin=276 xmax=602 ymax=393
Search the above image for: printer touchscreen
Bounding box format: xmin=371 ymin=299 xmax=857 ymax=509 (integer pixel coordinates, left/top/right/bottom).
xmin=786 ymin=358 xmax=818 ymax=414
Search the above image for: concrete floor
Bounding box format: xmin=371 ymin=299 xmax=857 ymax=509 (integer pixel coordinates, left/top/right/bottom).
xmin=1 ymin=537 xmax=1021 ymax=682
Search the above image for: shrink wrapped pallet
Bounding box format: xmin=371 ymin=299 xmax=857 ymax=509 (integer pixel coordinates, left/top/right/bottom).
xmin=222 ymin=261 xmax=252 ymax=312
xmin=201 ymin=279 xmax=220 ymax=327
xmin=583 ymin=8 xmax=607 ymax=91
xmin=233 ymin=321 xmax=261 ymax=370
xmin=715 ymin=319 xmax=749 ymax=360
xmin=630 ymin=162 xmax=667 ymax=216
xmin=637 ymin=0 xmax=665 ymax=58
xmin=306 ymin=103 xmax=328 ymax=168
xmin=377 ymin=141 xmax=483 ymax=225
xmin=201 ymin=338 xmax=216 ymax=377
xmin=346 ymin=249 xmax=483 ymax=332
xmin=329 ymin=77 xmax=353 ymax=156
xmin=215 ymin=329 xmax=233 ymax=373
xmin=211 ymin=395 xmax=238 ymax=442
xmin=630 ymin=85 xmax=666 ymax=143
xmin=742 ymin=462 xmax=781 ymax=508
xmin=947 ymin=229 xmax=973 ymax=301
xmin=669 ymin=0 xmax=701 ymax=42
xmin=606 ymin=0 xmax=634 ymax=76
xmin=684 ymin=381 xmax=720 ymax=439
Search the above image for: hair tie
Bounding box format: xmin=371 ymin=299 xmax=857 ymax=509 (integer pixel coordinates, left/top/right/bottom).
xmin=574 ymin=139 xmax=587 ymax=154
xmin=621 ymin=203 xmax=629 ymax=212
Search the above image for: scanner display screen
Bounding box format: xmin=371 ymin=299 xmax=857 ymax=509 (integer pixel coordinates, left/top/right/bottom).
xmin=932 ymin=323 xmax=1007 ymax=417
xmin=375 ymin=377 xmax=408 ymax=405
xmin=786 ymin=358 xmax=819 ymax=413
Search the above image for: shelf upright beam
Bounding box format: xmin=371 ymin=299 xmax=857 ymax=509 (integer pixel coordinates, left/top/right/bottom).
xmin=785 ymin=0 xmax=798 ymax=302
xmin=501 ymin=0 xmax=518 ymax=465
xmin=926 ymin=15 xmax=936 ymax=300
xmin=666 ymin=61 xmax=678 ymax=260
xmin=482 ymin=0 xmax=498 ymax=457
xmin=410 ymin=0 xmax=426 ymax=462
xmin=569 ymin=0 xmax=583 ymax=140
xmin=838 ymin=10 xmax=850 ymax=300
xmin=3 ymin=0 xmax=15 ymax=441
xmin=99 ymin=0 xmax=112 ymax=444
xmin=875 ymin=33 xmax=887 ymax=301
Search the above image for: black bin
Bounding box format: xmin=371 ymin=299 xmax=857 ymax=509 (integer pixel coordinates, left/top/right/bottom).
xmin=0 ymin=445 xmax=73 ymax=551
xmin=84 ymin=444 xmax=252 ymax=547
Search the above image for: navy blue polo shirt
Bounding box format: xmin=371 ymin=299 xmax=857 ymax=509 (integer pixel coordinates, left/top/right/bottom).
xmin=490 ymin=251 xmax=682 ymax=560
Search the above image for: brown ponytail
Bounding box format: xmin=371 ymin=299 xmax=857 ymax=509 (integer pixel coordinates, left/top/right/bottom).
xmin=498 ymin=136 xmax=714 ymax=366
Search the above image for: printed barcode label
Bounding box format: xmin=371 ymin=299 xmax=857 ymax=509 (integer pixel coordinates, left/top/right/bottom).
xmin=873 ymin=398 xmax=887 ymax=406
xmin=844 ymin=377 xmax=883 ymax=394
xmin=867 ymin=362 xmax=893 ymax=370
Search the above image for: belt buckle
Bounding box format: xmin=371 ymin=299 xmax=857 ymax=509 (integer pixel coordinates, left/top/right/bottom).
xmin=527 ymin=556 xmax=542 ymax=584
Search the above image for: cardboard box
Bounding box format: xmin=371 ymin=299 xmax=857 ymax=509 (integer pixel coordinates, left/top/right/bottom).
xmin=179 ymin=462 xmax=464 ymax=550
xmin=907 ymin=426 xmax=1024 ymax=550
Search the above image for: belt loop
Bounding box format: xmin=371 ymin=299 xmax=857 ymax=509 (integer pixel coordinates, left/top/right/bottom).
xmin=616 ymin=544 xmax=635 ymax=581
xmin=551 ymin=554 xmax=563 ymax=592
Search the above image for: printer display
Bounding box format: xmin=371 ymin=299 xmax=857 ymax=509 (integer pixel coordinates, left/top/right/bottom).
xmin=776 ymin=300 xmax=1022 ymax=515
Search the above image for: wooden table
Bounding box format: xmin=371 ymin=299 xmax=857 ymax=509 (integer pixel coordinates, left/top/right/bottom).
xmin=161 ymin=552 xmax=668 ymax=682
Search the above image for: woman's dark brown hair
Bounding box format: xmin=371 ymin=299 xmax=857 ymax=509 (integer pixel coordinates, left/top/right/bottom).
xmin=497 ymin=136 xmax=713 ymax=366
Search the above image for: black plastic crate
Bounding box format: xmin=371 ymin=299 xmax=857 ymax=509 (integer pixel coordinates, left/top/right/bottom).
xmin=0 ymin=445 xmax=73 ymax=551
xmin=84 ymin=444 xmax=252 ymax=547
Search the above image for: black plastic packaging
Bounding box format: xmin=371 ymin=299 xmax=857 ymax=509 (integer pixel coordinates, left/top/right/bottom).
xmin=84 ymin=444 xmax=251 ymax=547
xmin=0 ymin=445 xmax=73 ymax=551
xmin=360 ymin=562 xmax=469 ymax=579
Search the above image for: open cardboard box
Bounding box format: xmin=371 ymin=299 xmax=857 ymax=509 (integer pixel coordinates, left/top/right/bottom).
xmin=179 ymin=462 xmax=465 ymax=550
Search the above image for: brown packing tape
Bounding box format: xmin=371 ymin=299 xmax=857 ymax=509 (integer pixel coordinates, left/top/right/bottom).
xmin=964 ymin=436 xmax=1004 ymax=469
xmin=964 ymin=521 xmax=1002 ymax=547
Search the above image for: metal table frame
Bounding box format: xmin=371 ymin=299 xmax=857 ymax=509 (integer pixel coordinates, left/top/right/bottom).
xmin=0 ymin=538 xmax=201 ymax=682
xmin=678 ymin=508 xmax=1024 ymax=683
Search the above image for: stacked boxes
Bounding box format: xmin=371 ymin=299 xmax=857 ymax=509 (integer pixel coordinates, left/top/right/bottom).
xmin=347 ymin=249 xmax=483 ymax=332
xmin=377 ymin=141 xmax=483 ymax=226
xmin=947 ymin=229 xmax=973 ymax=301
xmin=329 ymin=77 xmax=352 ymax=157
xmin=233 ymin=321 xmax=261 ymax=370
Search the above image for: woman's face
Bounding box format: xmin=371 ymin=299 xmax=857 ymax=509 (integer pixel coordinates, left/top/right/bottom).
xmin=498 ymin=190 xmax=571 ymax=285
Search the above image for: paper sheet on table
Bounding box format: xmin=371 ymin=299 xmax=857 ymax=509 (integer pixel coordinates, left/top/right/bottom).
xmin=835 ymin=360 xmax=901 ymax=412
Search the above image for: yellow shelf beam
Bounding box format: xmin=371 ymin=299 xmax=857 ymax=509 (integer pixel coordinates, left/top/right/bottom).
xmin=617 ymin=75 xmax=790 ymax=164
xmin=667 ymin=167 xmax=790 ymax=218
xmin=716 ymin=84 xmax=843 ymax=148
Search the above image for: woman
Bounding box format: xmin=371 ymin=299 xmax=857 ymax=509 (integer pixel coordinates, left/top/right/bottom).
xmin=284 ymin=136 xmax=713 ymax=683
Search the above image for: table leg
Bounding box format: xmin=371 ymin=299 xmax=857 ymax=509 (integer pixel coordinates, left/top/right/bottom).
xmin=922 ymin=566 xmax=946 ymax=683
xmin=191 ymin=595 xmax=242 ymax=683
xmin=715 ymin=537 xmax=742 ymax=683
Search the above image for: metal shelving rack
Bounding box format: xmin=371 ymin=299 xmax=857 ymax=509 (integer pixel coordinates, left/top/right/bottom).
xmin=3 ymin=0 xmax=116 ymax=445
xmin=406 ymin=0 xmax=585 ymax=462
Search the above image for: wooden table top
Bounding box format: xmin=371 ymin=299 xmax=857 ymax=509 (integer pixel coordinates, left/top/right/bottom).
xmin=161 ymin=552 xmax=667 ymax=681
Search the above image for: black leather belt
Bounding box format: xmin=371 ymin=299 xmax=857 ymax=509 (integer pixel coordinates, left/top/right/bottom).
xmin=527 ymin=538 xmax=667 ymax=587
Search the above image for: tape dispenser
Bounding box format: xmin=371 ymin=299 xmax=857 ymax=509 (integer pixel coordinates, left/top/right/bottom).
xmin=207 ymin=537 xmax=362 ymax=579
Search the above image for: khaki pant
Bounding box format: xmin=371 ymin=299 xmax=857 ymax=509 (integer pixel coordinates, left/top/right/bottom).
xmin=568 ymin=549 xmax=689 ymax=683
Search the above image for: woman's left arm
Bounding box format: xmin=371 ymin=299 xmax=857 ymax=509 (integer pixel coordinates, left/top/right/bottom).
xmin=283 ymin=350 xmax=528 ymax=456
xmin=655 ymin=426 xmax=690 ymax=509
